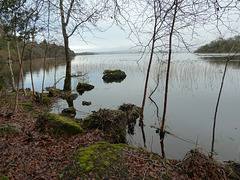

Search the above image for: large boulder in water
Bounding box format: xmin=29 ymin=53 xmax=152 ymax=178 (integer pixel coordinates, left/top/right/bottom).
xmin=76 ymin=82 xmax=94 ymax=95
xmin=102 ymin=69 xmax=126 ymax=83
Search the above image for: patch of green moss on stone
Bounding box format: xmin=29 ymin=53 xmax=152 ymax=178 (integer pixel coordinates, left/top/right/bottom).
xmin=102 ymin=69 xmax=126 ymax=83
xmin=63 ymin=142 xmax=129 ymax=179
xmin=76 ymin=82 xmax=94 ymax=95
xmin=42 ymin=96 xmax=51 ymax=105
xmin=0 ymin=174 xmax=9 ymax=180
xmin=61 ymin=106 xmax=76 ymax=117
xmin=49 ymin=113 xmax=83 ymax=135
xmin=36 ymin=112 xmax=83 ymax=136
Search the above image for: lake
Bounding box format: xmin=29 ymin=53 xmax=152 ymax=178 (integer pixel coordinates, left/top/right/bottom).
xmin=1 ymin=52 xmax=240 ymax=161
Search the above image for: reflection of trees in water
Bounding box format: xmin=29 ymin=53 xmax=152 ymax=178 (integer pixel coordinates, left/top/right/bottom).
xmin=1 ymin=58 xmax=66 ymax=83
xmin=206 ymin=59 xmax=240 ymax=69
xmin=149 ymin=60 xmax=240 ymax=93
xmin=147 ymin=59 xmax=240 ymax=158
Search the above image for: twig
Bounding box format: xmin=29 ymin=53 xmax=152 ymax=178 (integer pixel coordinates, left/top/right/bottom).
xmin=143 ymin=165 xmax=151 ymax=180
xmin=151 ymin=125 xmax=196 ymax=145
xmin=125 ymin=152 xmax=163 ymax=168
xmin=5 ymin=151 xmax=21 ymax=169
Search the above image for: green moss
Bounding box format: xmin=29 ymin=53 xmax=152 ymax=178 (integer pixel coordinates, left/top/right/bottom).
xmin=162 ymin=174 xmax=174 ymax=179
xmin=0 ymin=174 xmax=9 ymax=180
xmin=102 ymin=69 xmax=126 ymax=83
xmin=63 ymin=142 xmax=129 ymax=179
xmin=103 ymin=69 xmax=122 ymax=75
xmin=0 ymin=123 xmax=22 ymax=134
xmin=36 ymin=112 xmax=83 ymax=136
xmin=61 ymin=106 xmax=76 ymax=117
xmin=42 ymin=97 xmax=51 ymax=105
xmin=49 ymin=113 xmax=83 ymax=135
xmin=76 ymin=82 xmax=94 ymax=95
xmin=18 ymin=102 xmax=33 ymax=111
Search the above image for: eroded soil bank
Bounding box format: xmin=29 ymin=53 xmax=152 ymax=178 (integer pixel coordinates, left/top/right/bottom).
xmin=0 ymin=92 xmax=239 ymax=179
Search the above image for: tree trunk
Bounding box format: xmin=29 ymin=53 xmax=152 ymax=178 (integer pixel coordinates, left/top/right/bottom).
xmin=7 ymin=41 xmax=16 ymax=92
xmin=16 ymin=43 xmax=27 ymax=96
xmin=60 ymin=0 xmax=72 ymax=92
xmin=30 ymin=30 xmax=35 ymax=95
xmin=160 ymin=0 xmax=178 ymax=133
xmin=139 ymin=0 xmax=157 ymax=124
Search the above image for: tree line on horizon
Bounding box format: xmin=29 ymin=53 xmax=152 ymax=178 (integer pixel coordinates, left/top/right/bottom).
xmin=194 ymin=36 xmax=240 ymax=53
xmin=0 ymin=34 xmax=75 ymax=63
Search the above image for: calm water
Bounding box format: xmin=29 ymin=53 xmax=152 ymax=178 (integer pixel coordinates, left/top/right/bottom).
xmin=2 ymin=52 xmax=240 ymax=161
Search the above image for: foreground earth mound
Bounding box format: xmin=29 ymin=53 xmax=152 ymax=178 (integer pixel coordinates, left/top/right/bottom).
xmin=83 ymin=104 xmax=141 ymax=143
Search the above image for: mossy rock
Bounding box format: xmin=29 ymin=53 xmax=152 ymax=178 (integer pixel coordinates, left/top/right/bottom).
xmin=83 ymin=109 xmax=127 ymax=143
xmin=61 ymin=93 xmax=78 ymax=101
xmin=83 ymin=104 xmax=141 ymax=142
xmin=61 ymin=106 xmax=76 ymax=117
xmin=118 ymin=104 xmax=141 ymax=135
xmin=76 ymin=82 xmax=94 ymax=95
xmin=0 ymin=174 xmax=9 ymax=180
xmin=102 ymin=69 xmax=126 ymax=83
xmin=36 ymin=112 xmax=83 ymax=136
xmin=46 ymin=87 xmax=62 ymax=97
xmin=62 ymin=142 xmax=130 ymax=179
xmin=42 ymin=97 xmax=51 ymax=105
xmin=0 ymin=123 xmax=22 ymax=134
xmin=34 ymin=93 xmax=51 ymax=105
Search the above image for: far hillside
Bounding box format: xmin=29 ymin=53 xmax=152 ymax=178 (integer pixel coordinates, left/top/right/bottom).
xmin=0 ymin=35 xmax=75 ymax=63
xmin=194 ymin=36 xmax=240 ymax=53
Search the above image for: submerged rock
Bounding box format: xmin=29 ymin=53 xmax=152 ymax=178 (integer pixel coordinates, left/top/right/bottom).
xmin=82 ymin=101 xmax=91 ymax=106
xmin=76 ymin=82 xmax=94 ymax=95
xmin=36 ymin=112 xmax=83 ymax=136
xmin=0 ymin=123 xmax=22 ymax=134
xmin=60 ymin=93 xmax=78 ymax=101
xmin=102 ymin=69 xmax=126 ymax=83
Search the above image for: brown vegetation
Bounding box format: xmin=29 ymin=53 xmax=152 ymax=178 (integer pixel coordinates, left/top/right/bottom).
xmin=0 ymin=92 xmax=239 ymax=179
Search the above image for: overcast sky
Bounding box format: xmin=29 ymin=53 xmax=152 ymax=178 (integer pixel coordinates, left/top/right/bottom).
xmin=69 ymin=24 xmax=135 ymax=53
xmin=67 ymin=2 xmax=240 ymax=53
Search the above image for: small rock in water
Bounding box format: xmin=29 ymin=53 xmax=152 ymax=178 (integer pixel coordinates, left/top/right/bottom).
xmin=82 ymin=101 xmax=91 ymax=106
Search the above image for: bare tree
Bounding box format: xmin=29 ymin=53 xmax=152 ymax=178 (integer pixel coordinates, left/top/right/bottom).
xmin=7 ymin=40 xmax=16 ymax=92
xmin=13 ymin=0 xmax=42 ymax=111
xmin=208 ymin=0 xmax=240 ymax=157
xmin=113 ymin=0 xmax=240 ymax=156
xmin=56 ymin=0 xmax=110 ymax=91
